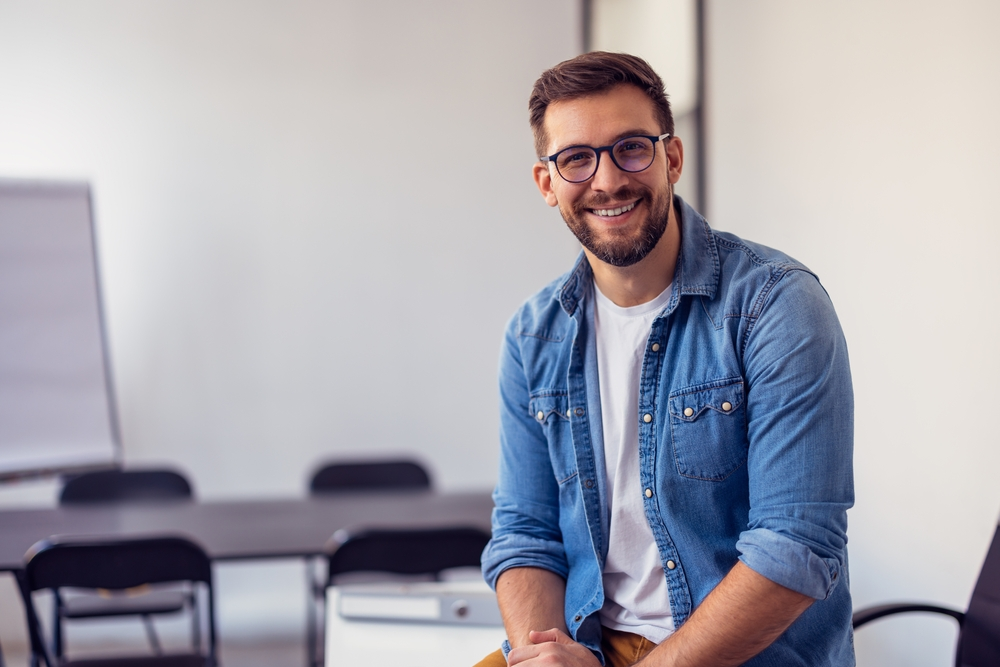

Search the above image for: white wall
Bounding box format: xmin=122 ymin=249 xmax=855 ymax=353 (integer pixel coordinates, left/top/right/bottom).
xmin=0 ymin=0 xmax=583 ymax=653
xmin=706 ymin=2 xmax=1000 ymax=665
xmin=0 ymin=0 xmax=582 ymax=500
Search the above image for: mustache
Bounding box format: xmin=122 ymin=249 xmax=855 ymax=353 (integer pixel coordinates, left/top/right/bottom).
xmin=575 ymin=186 xmax=649 ymax=211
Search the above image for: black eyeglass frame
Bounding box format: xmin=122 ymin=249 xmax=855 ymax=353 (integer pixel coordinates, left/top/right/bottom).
xmin=540 ymin=133 xmax=672 ymax=183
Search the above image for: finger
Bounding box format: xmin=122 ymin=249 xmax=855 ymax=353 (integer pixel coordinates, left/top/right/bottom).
xmin=529 ymin=627 xmax=573 ymax=644
xmin=527 ymin=628 xmax=560 ymax=644
xmin=507 ymin=644 xmax=542 ymax=665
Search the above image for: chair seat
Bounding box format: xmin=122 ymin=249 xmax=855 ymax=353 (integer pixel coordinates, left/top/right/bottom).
xmin=62 ymin=591 xmax=190 ymax=619
xmin=63 ymin=654 xmax=210 ymax=667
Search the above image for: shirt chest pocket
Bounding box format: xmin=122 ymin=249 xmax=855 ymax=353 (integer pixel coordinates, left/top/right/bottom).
xmin=668 ymin=379 xmax=748 ymax=481
xmin=528 ymin=393 xmax=577 ymax=485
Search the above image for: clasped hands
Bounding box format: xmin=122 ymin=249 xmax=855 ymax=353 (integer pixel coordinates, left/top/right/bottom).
xmin=507 ymin=628 xmax=603 ymax=667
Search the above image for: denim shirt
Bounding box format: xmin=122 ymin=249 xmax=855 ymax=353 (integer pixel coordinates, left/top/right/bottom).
xmin=482 ymin=197 xmax=855 ymax=666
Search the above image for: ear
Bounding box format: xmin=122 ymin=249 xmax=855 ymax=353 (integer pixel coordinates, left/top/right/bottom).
xmin=533 ymin=161 xmax=559 ymax=207
xmin=666 ymin=136 xmax=684 ymax=185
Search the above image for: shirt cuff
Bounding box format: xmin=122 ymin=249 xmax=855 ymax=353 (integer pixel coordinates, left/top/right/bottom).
xmin=736 ymin=527 xmax=843 ymax=600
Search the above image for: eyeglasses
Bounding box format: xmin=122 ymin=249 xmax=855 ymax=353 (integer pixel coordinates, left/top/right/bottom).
xmin=540 ymin=133 xmax=671 ymax=184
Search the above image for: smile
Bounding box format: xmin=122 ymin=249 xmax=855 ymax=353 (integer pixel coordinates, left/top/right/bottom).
xmin=591 ymin=201 xmax=637 ymax=217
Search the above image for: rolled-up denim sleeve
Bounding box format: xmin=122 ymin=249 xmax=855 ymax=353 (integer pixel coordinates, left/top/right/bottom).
xmin=481 ymin=313 xmax=568 ymax=588
xmin=736 ymin=268 xmax=853 ymax=600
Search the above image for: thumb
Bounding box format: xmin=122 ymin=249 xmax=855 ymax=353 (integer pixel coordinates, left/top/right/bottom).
xmin=528 ymin=628 xmax=573 ymax=645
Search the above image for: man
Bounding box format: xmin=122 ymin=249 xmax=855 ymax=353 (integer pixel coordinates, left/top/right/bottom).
xmin=478 ymin=52 xmax=854 ymax=667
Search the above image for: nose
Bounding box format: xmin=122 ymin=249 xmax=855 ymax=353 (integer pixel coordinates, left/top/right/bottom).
xmin=589 ymin=148 xmax=630 ymax=193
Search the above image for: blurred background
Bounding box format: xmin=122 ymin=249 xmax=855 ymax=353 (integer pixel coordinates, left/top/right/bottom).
xmin=0 ymin=1 xmax=998 ymax=666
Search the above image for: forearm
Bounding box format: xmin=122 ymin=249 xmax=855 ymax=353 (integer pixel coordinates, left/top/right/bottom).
xmin=496 ymin=566 xmax=567 ymax=648
xmin=637 ymin=561 xmax=813 ymax=667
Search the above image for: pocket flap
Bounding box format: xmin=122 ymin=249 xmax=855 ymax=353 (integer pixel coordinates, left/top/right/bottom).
xmin=669 ymin=379 xmax=744 ymax=422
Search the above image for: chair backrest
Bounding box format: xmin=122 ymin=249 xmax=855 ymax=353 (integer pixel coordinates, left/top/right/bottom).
xmin=309 ymin=459 xmax=431 ymax=494
xmin=18 ymin=536 xmax=216 ymax=666
xmin=24 ymin=536 xmax=212 ymax=592
xmin=958 ymin=525 xmax=1000 ymax=666
xmin=59 ymin=468 xmax=193 ymax=504
xmin=326 ymin=526 xmax=490 ymax=583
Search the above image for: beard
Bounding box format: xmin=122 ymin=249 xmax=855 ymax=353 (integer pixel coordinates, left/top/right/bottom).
xmin=558 ymin=183 xmax=672 ymax=268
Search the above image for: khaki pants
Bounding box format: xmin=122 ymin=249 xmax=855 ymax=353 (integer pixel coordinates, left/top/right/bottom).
xmin=473 ymin=626 xmax=656 ymax=667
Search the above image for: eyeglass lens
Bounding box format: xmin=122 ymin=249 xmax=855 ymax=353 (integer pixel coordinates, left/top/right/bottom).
xmin=555 ymin=136 xmax=657 ymax=183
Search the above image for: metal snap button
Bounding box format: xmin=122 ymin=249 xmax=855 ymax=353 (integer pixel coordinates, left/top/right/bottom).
xmin=575 ymin=408 xmax=585 ymax=417
xmin=651 ymin=342 xmax=660 ymax=352
xmin=643 ymin=413 xmax=652 ymax=423
xmin=645 ymin=488 xmax=653 ymax=498
xmin=721 ymin=401 xmax=732 ymax=411
xmin=683 ymin=407 xmax=694 ymax=417
xmin=666 ymin=560 xmax=676 ymax=570
xmin=536 ymin=411 xmax=544 ymax=421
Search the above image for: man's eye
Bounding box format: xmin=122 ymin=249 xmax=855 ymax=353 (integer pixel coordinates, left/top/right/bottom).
xmin=557 ymin=150 xmax=595 ymax=171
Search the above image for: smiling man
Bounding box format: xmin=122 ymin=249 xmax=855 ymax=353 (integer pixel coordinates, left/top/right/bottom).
xmin=478 ymin=53 xmax=855 ymax=666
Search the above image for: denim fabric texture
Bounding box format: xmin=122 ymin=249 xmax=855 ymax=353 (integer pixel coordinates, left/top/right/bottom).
xmin=482 ymin=197 xmax=855 ymax=666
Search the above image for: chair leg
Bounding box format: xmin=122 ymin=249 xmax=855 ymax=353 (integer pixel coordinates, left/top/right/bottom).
xmin=190 ymin=586 xmax=201 ymax=652
xmin=305 ymin=558 xmax=317 ymax=667
xmin=141 ymin=615 xmax=163 ymax=655
xmin=51 ymin=590 xmax=64 ymax=659
xmin=305 ymin=556 xmax=328 ymax=667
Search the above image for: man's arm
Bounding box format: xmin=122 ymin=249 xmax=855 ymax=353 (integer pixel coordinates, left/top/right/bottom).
xmin=507 ymin=562 xmax=812 ymax=667
xmin=636 ymin=561 xmax=813 ymax=666
xmin=496 ymin=567 xmax=567 ymax=648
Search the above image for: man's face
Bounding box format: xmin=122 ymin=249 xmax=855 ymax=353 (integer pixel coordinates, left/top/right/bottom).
xmin=533 ymin=84 xmax=682 ymax=268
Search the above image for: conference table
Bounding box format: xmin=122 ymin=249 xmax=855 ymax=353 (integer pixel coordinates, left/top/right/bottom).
xmin=0 ymin=489 xmax=495 ymax=571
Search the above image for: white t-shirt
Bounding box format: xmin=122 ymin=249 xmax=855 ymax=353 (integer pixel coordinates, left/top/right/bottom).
xmin=594 ymin=280 xmax=675 ymax=643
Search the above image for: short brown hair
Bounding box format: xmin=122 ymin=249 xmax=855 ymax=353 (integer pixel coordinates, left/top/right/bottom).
xmin=529 ymin=51 xmax=674 ymax=158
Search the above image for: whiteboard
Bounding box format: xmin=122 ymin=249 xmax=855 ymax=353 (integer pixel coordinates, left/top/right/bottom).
xmin=0 ymin=179 xmax=120 ymax=478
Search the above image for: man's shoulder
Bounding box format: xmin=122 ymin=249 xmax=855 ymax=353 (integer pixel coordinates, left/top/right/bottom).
xmin=505 ymin=254 xmax=588 ymax=340
xmin=703 ymin=226 xmax=824 ymax=308
xmin=700 ymin=227 xmax=839 ymax=332
xmin=675 ymin=198 xmax=819 ymax=303
xmin=711 ymin=228 xmax=813 ymax=277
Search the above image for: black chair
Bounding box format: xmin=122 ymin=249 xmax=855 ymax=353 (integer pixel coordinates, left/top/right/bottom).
xmin=17 ymin=535 xmax=217 ymax=667
xmin=308 ymin=459 xmax=431 ymax=494
xmin=55 ymin=470 xmax=195 ymax=658
xmin=60 ymin=469 xmax=193 ymax=505
xmin=853 ymin=525 xmax=1000 ymax=666
xmin=308 ymin=526 xmax=491 ymax=667
xmin=304 ymin=458 xmax=432 ymax=664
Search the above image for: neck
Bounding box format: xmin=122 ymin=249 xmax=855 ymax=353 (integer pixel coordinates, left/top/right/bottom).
xmin=587 ymin=201 xmax=681 ymax=308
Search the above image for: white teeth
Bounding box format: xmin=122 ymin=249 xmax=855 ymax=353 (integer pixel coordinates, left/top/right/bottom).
xmin=594 ymin=202 xmax=636 ymax=217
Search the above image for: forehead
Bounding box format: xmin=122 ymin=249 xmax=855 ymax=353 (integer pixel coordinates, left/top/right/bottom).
xmin=543 ymin=84 xmax=660 ymax=153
